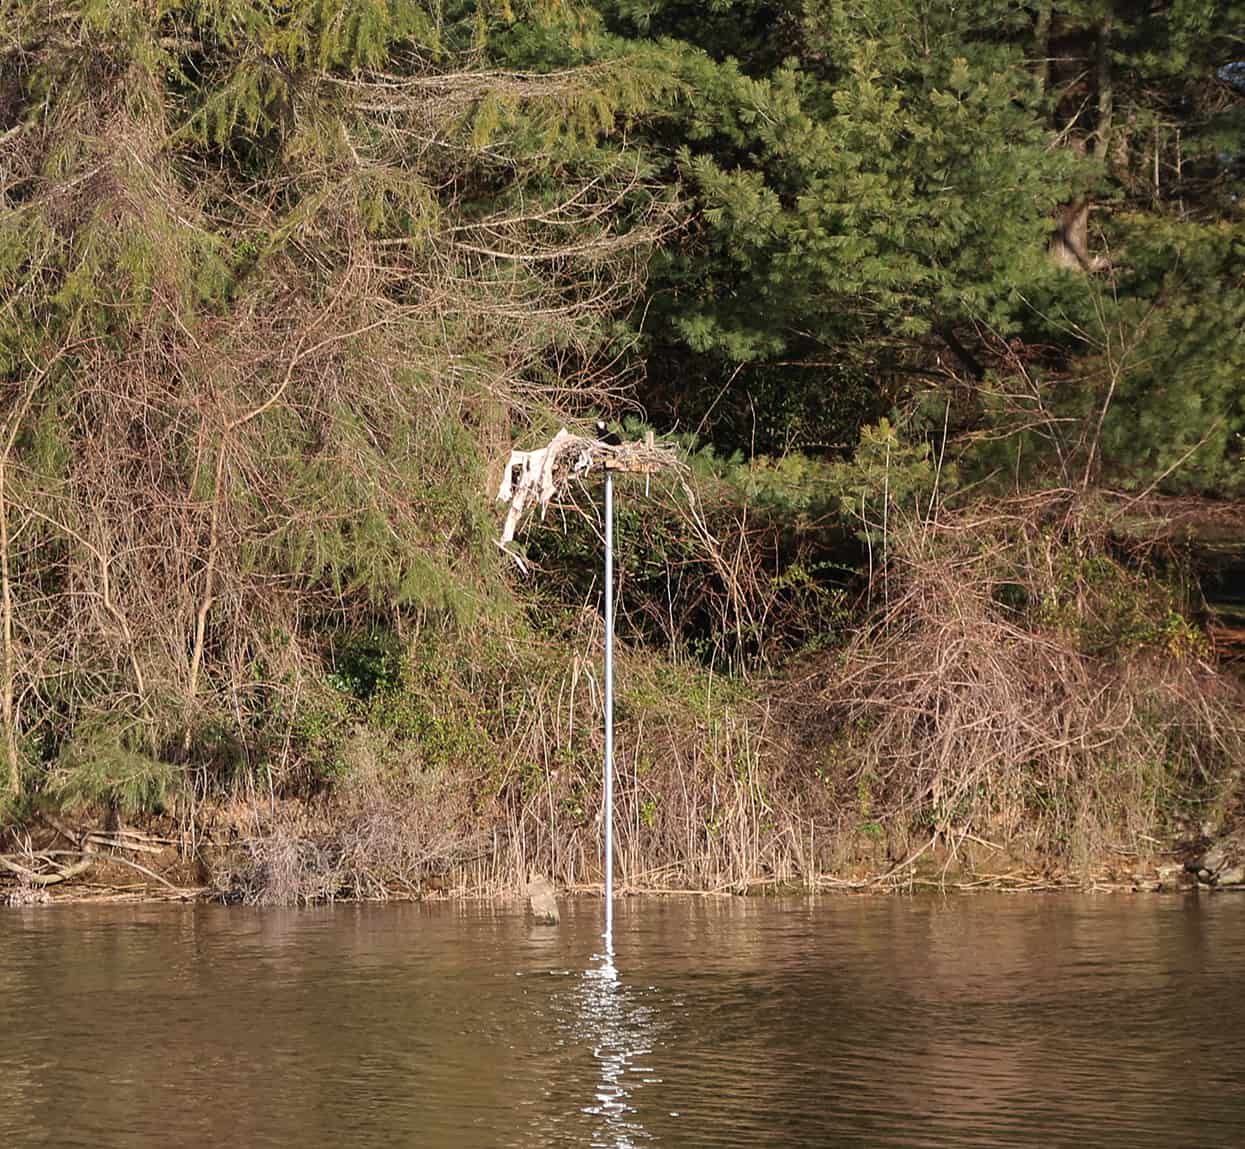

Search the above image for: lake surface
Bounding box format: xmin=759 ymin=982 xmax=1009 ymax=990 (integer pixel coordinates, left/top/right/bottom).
xmin=2 ymin=893 xmax=1243 ymax=1148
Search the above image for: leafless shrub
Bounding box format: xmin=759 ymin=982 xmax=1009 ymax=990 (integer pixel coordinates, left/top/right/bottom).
xmin=214 ymin=727 xmax=498 ymax=903
xmin=814 ymin=495 xmax=1245 ymax=865
xmin=218 ymin=823 xmax=345 ymax=908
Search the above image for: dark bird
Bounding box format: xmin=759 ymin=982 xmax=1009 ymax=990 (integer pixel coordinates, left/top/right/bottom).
xmin=594 ymin=419 xmax=621 ymax=446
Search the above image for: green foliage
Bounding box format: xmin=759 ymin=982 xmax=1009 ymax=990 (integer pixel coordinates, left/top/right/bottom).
xmin=47 ymin=722 xmax=178 ymax=817
xmin=280 ymin=627 xmax=521 ymax=791
xmin=617 ymin=0 xmax=1082 ymax=453
xmin=1036 ymin=551 xmax=1209 ymax=660
xmin=822 ymin=418 xmax=940 ymax=545
xmin=286 ymin=685 xmax=355 ymax=786
xmin=577 ymin=0 xmax=1245 ymax=500
xmin=964 ymin=214 xmax=1245 ymax=496
xmin=1093 ymin=219 xmax=1245 ymax=495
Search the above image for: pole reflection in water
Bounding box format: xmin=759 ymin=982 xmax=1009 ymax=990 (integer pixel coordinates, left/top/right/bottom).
xmin=577 ymin=937 xmax=656 ymax=1148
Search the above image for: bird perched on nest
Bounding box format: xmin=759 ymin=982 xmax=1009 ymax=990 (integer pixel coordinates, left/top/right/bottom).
xmin=526 ymin=872 xmax=560 ymax=924
xmin=594 ymin=419 xmax=621 ymax=446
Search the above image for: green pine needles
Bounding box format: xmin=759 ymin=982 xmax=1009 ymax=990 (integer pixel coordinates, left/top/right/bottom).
xmin=0 ymin=0 xmax=677 ymax=807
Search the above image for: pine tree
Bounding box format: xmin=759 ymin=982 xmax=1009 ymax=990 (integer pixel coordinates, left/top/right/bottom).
xmin=0 ymin=0 xmax=678 ymax=806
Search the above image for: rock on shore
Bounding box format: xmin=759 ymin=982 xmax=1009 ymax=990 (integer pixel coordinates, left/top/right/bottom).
xmin=1185 ymin=832 xmax=1245 ymax=888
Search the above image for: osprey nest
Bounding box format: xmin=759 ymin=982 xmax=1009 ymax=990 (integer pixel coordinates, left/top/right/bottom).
xmin=494 ymin=428 xmax=683 ymax=569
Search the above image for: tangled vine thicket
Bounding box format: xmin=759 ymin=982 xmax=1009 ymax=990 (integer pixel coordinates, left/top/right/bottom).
xmin=812 ymin=497 xmax=1245 ymax=867
xmin=0 ymin=2 xmax=675 ymax=806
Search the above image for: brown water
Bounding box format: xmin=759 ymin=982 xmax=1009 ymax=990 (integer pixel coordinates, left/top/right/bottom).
xmin=1 ymin=894 xmax=1243 ymax=1148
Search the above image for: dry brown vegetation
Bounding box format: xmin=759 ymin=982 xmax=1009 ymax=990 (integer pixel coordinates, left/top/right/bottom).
xmin=802 ymin=495 xmax=1245 ymax=871
xmin=206 ymin=621 xmax=827 ymax=905
xmin=209 ymin=491 xmax=1245 ymax=905
xmin=7 ymin=487 xmax=1244 ymax=904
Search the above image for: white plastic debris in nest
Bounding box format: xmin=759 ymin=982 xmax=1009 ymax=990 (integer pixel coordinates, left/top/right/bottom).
xmin=495 ymin=428 xmax=593 ymax=569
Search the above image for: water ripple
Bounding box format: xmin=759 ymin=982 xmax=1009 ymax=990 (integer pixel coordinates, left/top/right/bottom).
xmin=1 ymin=894 xmax=1243 ymax=1147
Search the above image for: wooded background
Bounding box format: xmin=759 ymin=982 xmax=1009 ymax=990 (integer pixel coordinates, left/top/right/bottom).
xmin=1 ymin=1 xmax=1242 ymax=894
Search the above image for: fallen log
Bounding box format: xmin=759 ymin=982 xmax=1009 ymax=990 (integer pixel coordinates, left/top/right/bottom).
xmin=1 ymin=846 xmax=183 ymax=891
xmin=0 ymin=854 xmax=93 ymax=885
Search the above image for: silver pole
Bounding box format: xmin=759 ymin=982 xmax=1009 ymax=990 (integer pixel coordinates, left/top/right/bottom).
xmin=603 ymin=468 xmax=615 ymax=943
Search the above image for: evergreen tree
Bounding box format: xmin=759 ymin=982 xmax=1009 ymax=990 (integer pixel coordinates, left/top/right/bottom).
xmin=0 ymin=0 xmax=677 ymax=803
xmin=576 ymin=0 xmax=1244 ymax=490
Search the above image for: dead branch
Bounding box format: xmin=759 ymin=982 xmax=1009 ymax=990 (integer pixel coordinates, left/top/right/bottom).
xmin=0 ymin=853 xmax=93 ymax=885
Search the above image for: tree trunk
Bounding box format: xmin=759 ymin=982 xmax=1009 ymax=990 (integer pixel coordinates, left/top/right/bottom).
xmin=1051 ymin=200 xmax=1091 ymax=270
xmin=0 ymin=480 xmax=19 ymax=804
xmin=1093 ymin=14 xmax=1114 ymax=164
xmin=0 ymin=372 xmax=41 ymax=804
xmin=1034 ymin=2 xmax=1053 ymax=96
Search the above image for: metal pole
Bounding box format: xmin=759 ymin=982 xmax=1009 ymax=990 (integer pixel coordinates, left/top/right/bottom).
xmin=603 ymin=468 xmax=615 ymax=943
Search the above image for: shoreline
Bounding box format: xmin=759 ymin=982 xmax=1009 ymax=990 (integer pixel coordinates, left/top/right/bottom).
xmin=7 ymin=810 xmax=1241 ymax=907
xmin=5 ymin=868 xmax=1213 ymax=908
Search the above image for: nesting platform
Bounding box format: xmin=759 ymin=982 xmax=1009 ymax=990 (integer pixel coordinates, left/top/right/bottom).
xmin=494 ymin=427 xmax=682 ymax=565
